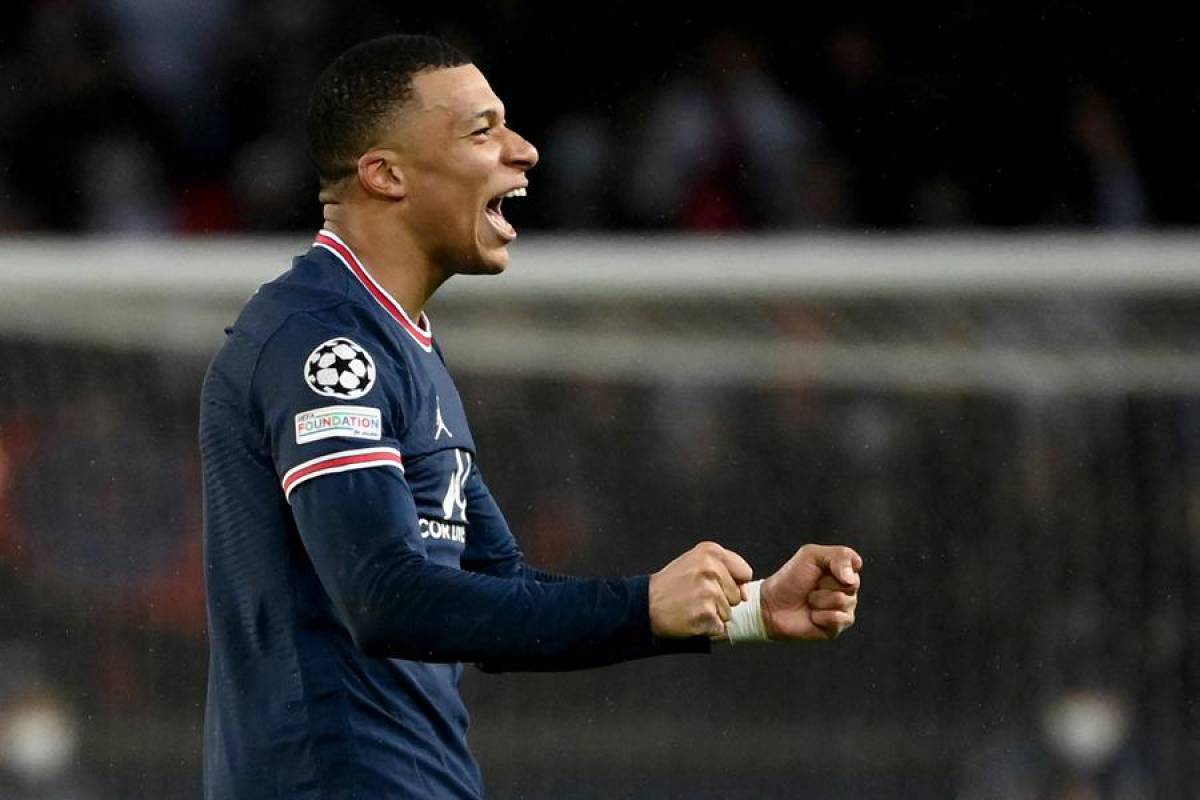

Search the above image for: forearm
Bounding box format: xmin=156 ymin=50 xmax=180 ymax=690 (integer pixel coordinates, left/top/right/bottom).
xmin=350 ymin=553 xmax=653 ymax=662
xmin=475 ymin=629 xmax=710 ymax=673
xmin=345 ymin=542 xmax=709 ymax=667
xmin=293 ymin=468 xmax=702 ymax=666
xmin=518 ymin=564 xmax=581 ymax=584
xmin=462 ymin=562 xmax=709 ymax=670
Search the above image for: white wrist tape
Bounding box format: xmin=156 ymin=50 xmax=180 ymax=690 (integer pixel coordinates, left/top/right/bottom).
xmin=726 ymin=580 xmax=770 ymax=644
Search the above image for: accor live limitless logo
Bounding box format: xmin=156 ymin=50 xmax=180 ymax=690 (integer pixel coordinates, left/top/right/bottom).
xmin=422 ymin=449 xmax=471 ymax=545
xmin=294 ymin=406 xmax=383 ymax=445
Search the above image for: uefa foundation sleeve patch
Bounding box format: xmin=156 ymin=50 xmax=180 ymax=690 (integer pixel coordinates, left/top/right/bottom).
xmin=304 ymin=337 xmax=377 ymax=399
xmin=295 ymin=405 xmax=383 ymax=444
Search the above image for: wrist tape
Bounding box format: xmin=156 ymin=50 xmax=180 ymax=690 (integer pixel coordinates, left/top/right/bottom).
xmin=726 ymin=579 xmax=770 ymax=644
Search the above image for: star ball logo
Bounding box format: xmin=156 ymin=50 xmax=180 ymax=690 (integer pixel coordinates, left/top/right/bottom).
xmin=304 ymin=337 xmax=377 ymax=399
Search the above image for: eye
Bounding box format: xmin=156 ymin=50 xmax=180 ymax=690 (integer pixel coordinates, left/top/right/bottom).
xmin=470 ymin=125 xmax=493 ymax=138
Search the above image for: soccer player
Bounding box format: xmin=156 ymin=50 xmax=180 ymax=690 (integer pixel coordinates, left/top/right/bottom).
xmin=200 ymin=34 xmax=862 ymax=799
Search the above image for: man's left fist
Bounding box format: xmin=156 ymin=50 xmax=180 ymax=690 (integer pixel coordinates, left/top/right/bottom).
xmin=760 ymin=544 xmax=862 ymax=641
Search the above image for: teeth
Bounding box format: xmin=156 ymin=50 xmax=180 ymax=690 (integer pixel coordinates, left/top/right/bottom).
xmin=502 ymin=187 xmax=527 ymax=199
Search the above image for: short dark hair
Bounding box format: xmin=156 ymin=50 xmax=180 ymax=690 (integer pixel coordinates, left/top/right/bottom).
xmin=307 ymin=34 xmax=471 ymax=188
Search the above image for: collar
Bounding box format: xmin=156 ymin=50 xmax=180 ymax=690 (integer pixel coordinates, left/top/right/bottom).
xmin=313 ymin=229 xmax=433 ymax=353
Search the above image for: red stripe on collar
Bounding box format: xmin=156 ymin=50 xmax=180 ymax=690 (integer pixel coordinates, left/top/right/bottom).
xmin=313 ymin=230 xmax=433 ymax=352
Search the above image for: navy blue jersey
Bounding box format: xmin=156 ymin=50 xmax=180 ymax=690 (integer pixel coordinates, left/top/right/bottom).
xmin=200 ymin=230 xmax=707 ymax=799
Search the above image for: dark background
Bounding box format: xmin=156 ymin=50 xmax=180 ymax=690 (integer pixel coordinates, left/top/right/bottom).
xmin=2 ymin=2 xmax=1198 ymax=233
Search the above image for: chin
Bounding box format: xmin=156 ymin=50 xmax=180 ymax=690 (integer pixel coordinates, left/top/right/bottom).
xmin=481 ymin=256 xmax=509 ymax=275
xmin=455 ymin=250 xmax=509 ymax=276
xmin=460 ymin=238 xmax=511 ymax=275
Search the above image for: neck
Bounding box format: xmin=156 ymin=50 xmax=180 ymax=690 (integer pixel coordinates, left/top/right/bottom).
xmin=321 ymin=204 xmax=448 ymax=319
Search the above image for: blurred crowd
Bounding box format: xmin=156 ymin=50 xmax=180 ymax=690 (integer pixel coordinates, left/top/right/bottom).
xmin=1 ymin=2 xmax=1196 ymax=234
xmin=0 ymin=340 xmax=204 ymax=797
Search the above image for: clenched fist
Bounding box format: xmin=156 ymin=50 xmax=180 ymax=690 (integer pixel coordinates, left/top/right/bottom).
xmin=761 ymin=544 xmax=862 ymax=641
xmin=649 ymin=542 xmax=753 ymax=637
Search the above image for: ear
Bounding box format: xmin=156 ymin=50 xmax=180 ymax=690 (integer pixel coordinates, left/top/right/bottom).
xmin=356 ymin=149 xmax=407 ymax=200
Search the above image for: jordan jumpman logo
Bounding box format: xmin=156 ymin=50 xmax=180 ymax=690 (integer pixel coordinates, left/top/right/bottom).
xmin=434 ymin=397 xmax=453 ymax=440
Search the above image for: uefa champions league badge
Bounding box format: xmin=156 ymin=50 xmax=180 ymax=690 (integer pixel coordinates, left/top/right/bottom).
xmin=304 ymin=337 xmax=377 ymax=399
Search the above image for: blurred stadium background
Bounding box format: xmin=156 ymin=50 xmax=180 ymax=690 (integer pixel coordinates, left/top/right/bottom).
xmin=1 ymin=3 xmax=1198 ymax=799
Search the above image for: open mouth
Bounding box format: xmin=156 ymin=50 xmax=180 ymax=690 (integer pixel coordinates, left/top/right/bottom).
xmin=484 ymin=186 xmax=526 ymax=242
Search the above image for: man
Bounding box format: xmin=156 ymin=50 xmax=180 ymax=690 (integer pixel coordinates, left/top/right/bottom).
xmin=200 ymin=34 xmax=862 ymax=799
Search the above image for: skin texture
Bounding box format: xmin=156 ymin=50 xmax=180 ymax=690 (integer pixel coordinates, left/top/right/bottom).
xmin=317 ymin=61 xmax=862 ymax=646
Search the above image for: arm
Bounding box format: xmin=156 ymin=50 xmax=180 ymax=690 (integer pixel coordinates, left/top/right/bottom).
xmin=457 ymin=465 xmax=710 ymax=670
xmin=258 ymin=310 xmax=737 ymax=668
xmin=457 ymin=459 xmax=865 ymax=648
xmin=291 ymin=464 xmax=711 ymax=668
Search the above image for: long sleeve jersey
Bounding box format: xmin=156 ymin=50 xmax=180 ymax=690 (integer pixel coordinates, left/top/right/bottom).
xmin=199 ymin=230 xmax=707 ymax=799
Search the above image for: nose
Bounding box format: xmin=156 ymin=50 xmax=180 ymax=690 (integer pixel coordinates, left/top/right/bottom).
xmin=505 ymin=129 xmax=539 ymax=171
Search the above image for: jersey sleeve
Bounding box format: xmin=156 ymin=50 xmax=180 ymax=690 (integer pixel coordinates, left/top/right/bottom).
xmin=253 ymin=307 xmax=708 ymax=669
xmin=290 ymin=465 xmax=708 ymax=669
xmin=252 ymin=308 xmax=414 ymax=500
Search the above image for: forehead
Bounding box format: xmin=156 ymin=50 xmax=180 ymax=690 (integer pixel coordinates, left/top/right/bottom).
xmin=408 ymin=64 xmax=503 ymax=123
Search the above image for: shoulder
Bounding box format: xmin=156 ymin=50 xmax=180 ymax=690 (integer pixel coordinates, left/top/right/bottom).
xmin=207 ymin=246 xmax=410 ymax=407
xmin=253 ymin=304 xmax=405 ymax=405
xmin=243 ymin=307 xmax=419 ymax=468
xmin=242 ymin=245 xmax=405 ymax=375
xmin=233 ymin=246 xmax=361 ymax=342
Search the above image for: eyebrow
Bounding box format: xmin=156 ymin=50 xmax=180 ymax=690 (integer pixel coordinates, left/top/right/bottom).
xmin=466 ymin=107 xmax=504 ymax=126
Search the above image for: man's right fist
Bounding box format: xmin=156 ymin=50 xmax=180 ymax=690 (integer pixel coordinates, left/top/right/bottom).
xmin=649 ymin=541 xmax=753 ymax=638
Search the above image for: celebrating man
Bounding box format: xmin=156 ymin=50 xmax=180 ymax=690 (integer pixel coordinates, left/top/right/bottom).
xmin=200 ymin=34 xmax=861 ymax=799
